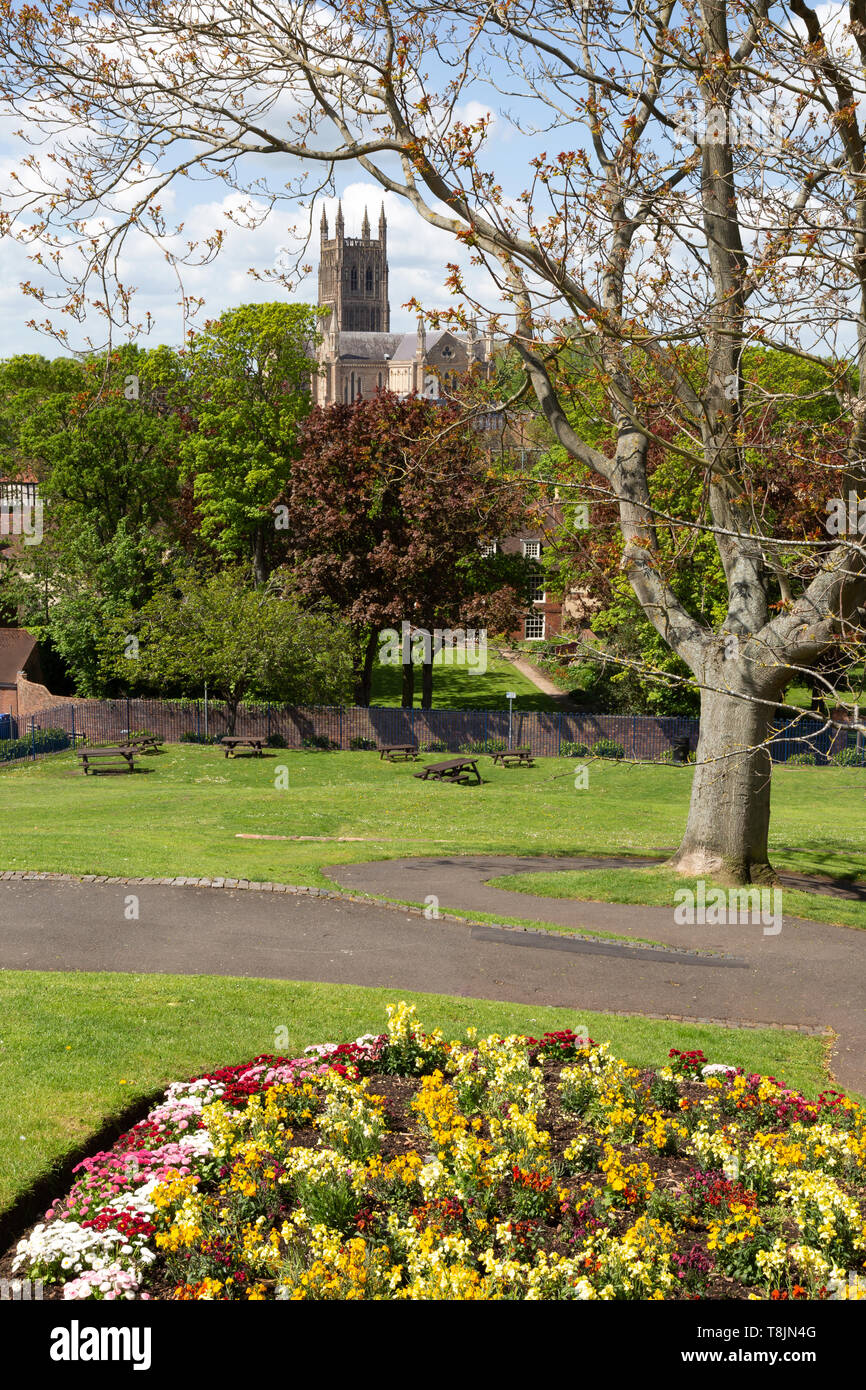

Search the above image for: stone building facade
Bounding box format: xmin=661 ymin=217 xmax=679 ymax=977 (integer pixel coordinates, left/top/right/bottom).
xmin=314 ymin=204 xmax=491 ymax=406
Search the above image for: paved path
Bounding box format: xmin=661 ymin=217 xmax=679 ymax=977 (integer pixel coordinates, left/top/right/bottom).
xmin=328 ymin=855 xmax=866 ymax=1093
xmin=498 ymin=647 xmax=579 ymax=706
xmin=0 ymin=861 xmax=863 ymax=1092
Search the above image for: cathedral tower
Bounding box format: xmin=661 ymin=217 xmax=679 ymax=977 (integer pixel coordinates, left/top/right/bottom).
xmin=317 ymin=202 xmax=390 ymax=333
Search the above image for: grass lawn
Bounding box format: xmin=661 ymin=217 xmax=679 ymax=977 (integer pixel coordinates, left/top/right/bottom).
xmin=0 ymin=746 xmax=864 ymax=930
xmin=0 ymin=971 xmax=830 ymax=1217
xmin=369 ymin=650 xmax=560 ymax=710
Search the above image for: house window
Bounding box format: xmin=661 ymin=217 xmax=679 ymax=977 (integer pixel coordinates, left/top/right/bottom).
xmin=522 ymin=540 xmax=542 ymax=559
xmin=524 ymin=613 xmax=545 ymax=639
xmin=527 ymin=574 xmax=545 ymax=603
xmin=480 ymin=541 xmax=498 ymax=557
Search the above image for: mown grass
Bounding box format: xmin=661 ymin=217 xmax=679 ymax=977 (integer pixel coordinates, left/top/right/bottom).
xmin=0 ymin=971 xmax=829 ymax=1216
xmin=0 ymin=748 xmax=863 ymax=928
xmin=369 ymin=649 xmax=560 ymax=710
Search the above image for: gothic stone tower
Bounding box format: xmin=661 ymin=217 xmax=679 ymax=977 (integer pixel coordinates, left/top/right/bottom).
xmin=318 ymin=202 xmax=390 ymax=333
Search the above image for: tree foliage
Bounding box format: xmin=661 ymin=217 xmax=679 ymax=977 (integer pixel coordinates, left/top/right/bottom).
xmin=109 ymin=567 xmax=353 ymax=729
xmin=282 ymin=392 xmax=529 ymax=705
xmin=176 ymin=303 xmax=319 ymax=584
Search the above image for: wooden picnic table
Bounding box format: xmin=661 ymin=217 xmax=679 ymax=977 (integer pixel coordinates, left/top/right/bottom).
xmin=378 ymin=743 xmax=420 ymax=762
xmin=490 ymin=746 xmax=535 ymax=767
xmin=76 ymin=745 xmax=137 ymax=774
xmin=129 ymin=735 xmax=163 ymax=753
xmin=220 ymin=736 xmax=265 ymax=758
xmin=414 ymin=756 xmax=481 ymax=786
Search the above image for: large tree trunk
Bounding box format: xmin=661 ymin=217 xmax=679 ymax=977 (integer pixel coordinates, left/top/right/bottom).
xmin=667 ymin=685 xmax=777 ymax=885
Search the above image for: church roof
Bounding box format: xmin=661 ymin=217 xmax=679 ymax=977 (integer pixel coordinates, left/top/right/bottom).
xmin=336 ymin=328 xmax=482 ymax=364
xmin=337 ymin=332 xmax=402 ymax=361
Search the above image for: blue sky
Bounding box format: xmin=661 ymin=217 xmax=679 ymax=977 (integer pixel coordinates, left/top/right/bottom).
xmin=0 ymin=87 xmax=519 ymax=359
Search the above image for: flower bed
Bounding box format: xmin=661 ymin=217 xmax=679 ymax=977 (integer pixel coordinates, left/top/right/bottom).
xmin=11 ymin=1005 xmax=866 ymax=1300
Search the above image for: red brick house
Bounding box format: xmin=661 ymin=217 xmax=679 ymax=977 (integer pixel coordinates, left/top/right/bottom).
xmin=0 ymin=628 xmax=43 ymax=718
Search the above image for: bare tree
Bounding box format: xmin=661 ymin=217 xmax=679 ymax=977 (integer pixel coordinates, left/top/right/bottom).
xmin=2 ymin=0 xmax=865 ymax=882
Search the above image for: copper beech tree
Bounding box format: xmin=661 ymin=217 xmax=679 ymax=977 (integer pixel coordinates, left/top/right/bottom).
xmin=281 ymin=392 xmax=528 ymax=707
xmin=3 ymin=0 xmax=866 ymax=881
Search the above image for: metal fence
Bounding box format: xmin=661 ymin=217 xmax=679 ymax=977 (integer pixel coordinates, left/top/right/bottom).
xmin=0 ymin=698 xmax=861 ymax=765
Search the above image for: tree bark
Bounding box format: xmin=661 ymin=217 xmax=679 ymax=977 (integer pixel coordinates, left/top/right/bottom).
xmin=401 ymin=659 xmax=415 ymax=708
xmin=225 ymin=696 xmax=240 ymax=736
xmin=252 ymin=527 xmax=268 ymax=588
xmin=353 ymin=629 xmax=378 ymax=706
xmin=420 ymin=659 xmax=433 ymax=709
xmin=667 ymin=685 xmax=777 ymax=885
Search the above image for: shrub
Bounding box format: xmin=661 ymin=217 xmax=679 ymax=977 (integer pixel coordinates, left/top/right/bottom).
xmin=0 ymin=726 xmax=71 ymax=762
xmin=560 ymin=740 xmax=589 ymax=757
xmin=785 ymin=752 xmax=817 ymax=767
xmin=302 ymin=734 xmax=339 ymax=751
xmin=179 ymin=731 xmax=220 ymax=744
xmin=831 ymin=747 xmax=864 ymax=767
xmin=486 ymin=738 xmax=507 ymax=753
xmin=591 ymin=737 xmax=625 ymax=760
xmin=458 ymin=739 xmax=486 ymax=754
xmin=266 ymin=732 xmax=288 ymax=748
xmin=418 ymin=739 xmax=447 ymax=753
xmin=349 ymin=736 xmax=377 ymax=751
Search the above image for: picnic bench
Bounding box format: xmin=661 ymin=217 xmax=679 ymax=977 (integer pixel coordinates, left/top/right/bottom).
xmin=490 ymin=746 xmax=535 ymax=768
xmin=378 ymin=743 xmax=420 ymax=762
xmin=220 ymin=736 xmax=265 ymax=758
xmin=76 ymin=745 xmax=137 ymax=774
xmin=414 ymin=756 xmax=481 ymax=786
xmin=129 ymin=735 xmax=163 ymax=754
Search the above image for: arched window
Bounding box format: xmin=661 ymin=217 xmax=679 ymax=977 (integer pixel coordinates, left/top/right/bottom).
xmin=350 ymin=264 xmax=358 ymax=291
xmin=366 ymin=266 xmax=373 ymax=292
xmin=343 ymin=379 xmax=349 ymax=403
xmin=378 ymin=372 xmax=382 ymax=389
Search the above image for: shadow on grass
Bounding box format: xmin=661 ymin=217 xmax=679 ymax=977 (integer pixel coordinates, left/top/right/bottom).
xmin=0 ymin=1089 xmax=163 ymax=1253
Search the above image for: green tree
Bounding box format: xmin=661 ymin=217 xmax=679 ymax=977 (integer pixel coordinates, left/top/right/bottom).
xmin=179 ymin=303 xmax=318 ymax=585
xmin=110 ymin=567 xmax=353 ymax=731
xmin=1 ymin=347 xmax=184 ymax=693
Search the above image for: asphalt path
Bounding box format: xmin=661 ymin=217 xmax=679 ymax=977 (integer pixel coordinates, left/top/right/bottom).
xmin=0 ymin=857 xmax=863 ymax=1092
